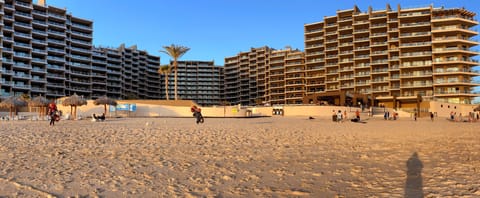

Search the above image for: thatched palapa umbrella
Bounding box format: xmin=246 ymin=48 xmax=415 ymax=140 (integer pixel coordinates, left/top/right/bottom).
xmin=28 ymin=95 xmax=50 ymax=117
xmin=62 ymin=93 xmax=87 ymax=120
xmin=0 ymin=96 xmax=28 ymax=118
xmin=93 ymin=95 xmax=117 ymax=115
xmin=474 ymin=105 xmax=480 ymax=112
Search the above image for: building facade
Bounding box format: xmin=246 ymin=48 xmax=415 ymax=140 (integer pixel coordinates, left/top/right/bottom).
xmin=93 ymin=44 xmax=161 ymax=100
xmin=0 ymin=0 xmax=162 ymax=100
xmin=161 ymin=60 xmax=224 ymax=106
xmin=304 ymin=4 xmax=479 ymax=107
xmin=0 ymin=0 xmax=95 ymax=98
xmin=224 ymin=47 xmax=304 ymax=106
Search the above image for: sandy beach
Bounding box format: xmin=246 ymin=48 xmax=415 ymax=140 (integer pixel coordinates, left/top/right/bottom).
xmin=0 ymin=116 xmax=479 ymax=197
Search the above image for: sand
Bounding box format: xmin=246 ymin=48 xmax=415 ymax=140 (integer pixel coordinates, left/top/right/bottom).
xmin=0 ymin=116 xmax=479 ymax=197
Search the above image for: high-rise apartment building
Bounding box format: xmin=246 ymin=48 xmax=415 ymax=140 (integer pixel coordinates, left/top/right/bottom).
xmin=0 ymin=0 xmax=94 ymax=98
xmin=304 ymin=4 xmax=479 ymax=107
xmin=224 ymin=47 xmax=304 ymax=106
xmin=161 ymin=60 xmax=224 ymax=106
xmin=93 ymin=44 xmax=161 ymax=100
xmin=0 ymin=0 xmax=162 ymax=100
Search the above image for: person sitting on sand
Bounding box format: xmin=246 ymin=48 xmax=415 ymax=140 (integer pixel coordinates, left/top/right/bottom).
xmin=92 ymin=113 xmax=98 ymax=122
xmin=92 ymin=113 xmax=106 ymax=122
xmin=98 ymin=113 xmax=105 ymax=121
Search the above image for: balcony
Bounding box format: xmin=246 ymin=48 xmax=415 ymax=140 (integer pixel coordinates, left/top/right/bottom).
xmin=371 ymin=68 xmax=389 ymax=74
xmin=399 ymin=42 xmax=431 ymax=48
xmin=399 ymin=11 xmax=430 ymax=18
xmin=14 ymin=32 xmax=32 ymax=39
xmin=401 ymin=81 xmax=433 ymax=88
xmin=12 ymin=84 xmax=31 ymax=90
xmin=401 ymin=61 xmax=432 ymax=68
xmin=355 ymin=72 xmax=370 ymax=77
xmin=15 ymin=1 xmax=32 ymax=8
xmin=48 ymin=30 xmax=65 ymax=37
xmin=13 ymin=73 xmax=32 ymax=79
xmin=14 ymin=52 xmax=32 ymax=60
xmin=370 ymin=23 xmax=387 ymax=29
xmin=32 ymin=30 xmax=48 ymax=36
xmin=434 ymin=68 xmax=480 ymax=76
xmin=305 ymin=44 xmax=324 ymax=49
xmin=433 ymin=47 xmax=479 ymax=55
xmin=371 ymin=33 xmax=387 ymax=38
xmin=49 ymin=21 xmax=66 ymax=29
xmin=434 ymin=79 xmax=480 ymax=85
xmin=354 ymin=28 xmax=369 ymax=33
xmin=432 ymin=37 xmax=478 ymax=45
xmin=14 ymin=21 xmax=31 ymax=29
xmin=32 ymin=20 xmax=47 ymax=27
xmin=305 ymin=28 xmax=323 ymax=34
xmin=432 ymin=15 xmax=478 ymax=25
xmin=32 ymin=49 xmax=47 ymax=55
xmin=400 ymin=32 xmax=431 ymax=38
xmin=400 ymin=71 xmax=432 ymax=78
xmin=401 ymin=51 xmax=432 ymax=57
xmin=433 ymin=58 xmax=478 ymax=65
xmin=434 ymin=90 xmax=480 ymax=96
xmin=432 ymin=26 xmax=477 ymax=36
xmin=48 ymin=12 xmax=66 ymax=20
xmin=400 ymin=21 xmax=430 ymax=28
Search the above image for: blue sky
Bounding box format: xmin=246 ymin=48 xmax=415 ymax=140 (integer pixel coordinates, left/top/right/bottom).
xmin=47 ymin=0 xmax=479 ymax=66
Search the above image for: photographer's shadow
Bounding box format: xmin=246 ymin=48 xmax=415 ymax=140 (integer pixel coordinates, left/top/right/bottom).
xmin=404 ymin=152 xmax=424 ymax=198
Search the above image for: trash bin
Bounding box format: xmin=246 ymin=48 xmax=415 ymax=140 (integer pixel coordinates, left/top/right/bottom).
xmin=246 ymin=110 xmax=252 ymax=117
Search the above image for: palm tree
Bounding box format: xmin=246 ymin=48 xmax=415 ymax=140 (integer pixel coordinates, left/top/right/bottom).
xmin=160 ymin=44 xmax=190 ymax=100
xmin=158 ymin=65 xmax=172 ymax=100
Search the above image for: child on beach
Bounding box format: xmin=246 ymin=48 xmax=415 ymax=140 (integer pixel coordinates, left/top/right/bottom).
xmin=191 ymin=105 xmax=204 ymax=124
xmin=48 ymin=101 xmax=58 ymax=126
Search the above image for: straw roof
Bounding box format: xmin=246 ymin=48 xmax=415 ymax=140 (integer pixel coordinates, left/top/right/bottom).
xmin=62 ymin=93 xmax=87 ymax=106
xmin=29 ymin=95 xmax=49 ymax=107
xmin=93 ymin=96 xmax=117 ymax=106
xmin=0 ymin=96 xmax=28 ymax=108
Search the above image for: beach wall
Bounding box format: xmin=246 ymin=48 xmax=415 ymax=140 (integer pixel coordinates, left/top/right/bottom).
xmin=55 ymin=100 xmax=255 ymax=118
xmin=54 ymin=100 xmax=367 ymax=118
xmin=6 ymin=99 xmax=476 ymax=119
xmin=428 ymin=101 xmax=477 ymax=118
xmin=248 ymin=106 xmax=364 ymax=118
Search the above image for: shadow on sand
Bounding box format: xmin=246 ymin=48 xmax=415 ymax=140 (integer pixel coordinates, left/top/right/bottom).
xmin=405 ymin=152 xmax=424 ymax=198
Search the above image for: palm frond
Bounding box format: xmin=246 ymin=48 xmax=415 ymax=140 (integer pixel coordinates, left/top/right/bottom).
xmin=160 ymin=44 xmax=190 ymax=59
xmin=157 ymin=64 xmax=172 ymax=74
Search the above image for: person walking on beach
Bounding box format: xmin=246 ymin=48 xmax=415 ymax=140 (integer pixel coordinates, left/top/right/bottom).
xmin=430 ymin=112 xmax=434 ymax=121
xmin=337 ymin=110 xmax=343 ymax=123
xmin=190 ymin=105 xmax=204 ymax=124
xmin=48 ymin=101 xmax=58 ymax=126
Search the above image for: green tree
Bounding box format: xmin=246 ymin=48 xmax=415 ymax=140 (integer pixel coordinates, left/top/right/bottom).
xmin=158 ymin=65 xmax=172 ymax=100
xmin=160 ymin=44 xmax=190 ymax=100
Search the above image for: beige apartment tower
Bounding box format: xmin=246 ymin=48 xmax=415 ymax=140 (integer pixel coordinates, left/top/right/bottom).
xmin=224 ymin=47 xmax=304 ymax=106
xmin=304 ymin=4 xmax=479 ymax=108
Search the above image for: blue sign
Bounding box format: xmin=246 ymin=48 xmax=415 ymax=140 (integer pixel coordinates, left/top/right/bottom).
xmin=109 ymin=104 xmax=136 ymax=112
xmin=116 ymin=104 xmax=130 ymax=111
xmin=129 ymin=104 xmax=136 ymax=112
